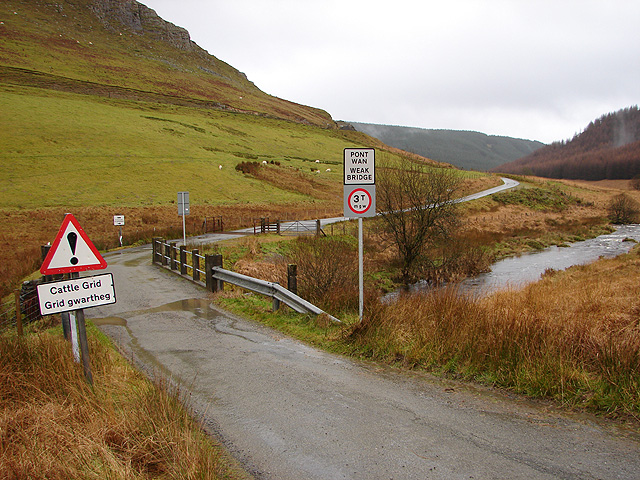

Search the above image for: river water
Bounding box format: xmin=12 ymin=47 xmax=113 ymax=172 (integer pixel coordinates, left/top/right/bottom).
xmin=460 ymin=224 xmax=640 ymax=296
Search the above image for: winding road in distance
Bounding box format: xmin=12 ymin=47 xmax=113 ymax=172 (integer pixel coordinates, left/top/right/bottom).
xmin=87 ymin=177 xmax=640 ymax=480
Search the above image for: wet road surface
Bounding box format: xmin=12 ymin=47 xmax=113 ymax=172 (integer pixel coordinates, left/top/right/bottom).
xmin=88 ymin=246 xmax=640 ymax=480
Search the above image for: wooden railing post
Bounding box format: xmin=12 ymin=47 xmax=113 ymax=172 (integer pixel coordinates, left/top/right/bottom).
xmin=163 ymin=241 xmax=169 ymax=266
xmin=152 ymin=237 xmax=162 ymax=264
xmin=205 ymin=254 xmax=215 ymax=291
xmin=170 ymin=242 xmax=177 ymax=270
xmin=192 ymin=249 xmax=200 ymax=281
xmin=179 ymin=245 xmax=187 ymax=275
xmin=287 ymin=264 xmax=297 ymax=294
xmin=212 ymin=254 xmax=224 ymax=291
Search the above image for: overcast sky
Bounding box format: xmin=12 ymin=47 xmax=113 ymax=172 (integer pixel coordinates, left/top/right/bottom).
xmin=141 ymin=0 xmax=638 ymax=144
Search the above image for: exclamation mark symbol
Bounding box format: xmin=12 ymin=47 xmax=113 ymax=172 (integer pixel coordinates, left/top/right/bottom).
xmin=67 ymin=232 xmax=79 ymax=265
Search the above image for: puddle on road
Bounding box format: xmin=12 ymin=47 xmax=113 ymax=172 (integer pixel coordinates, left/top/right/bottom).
xmin=92 ymin=316 xmax=128 ymax=327
xmin=124 ymin=256 xmax=150 ymax=267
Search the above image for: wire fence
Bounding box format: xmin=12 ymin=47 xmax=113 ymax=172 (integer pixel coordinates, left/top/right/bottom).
xmin=1 ymin=282 xmax=46 ymax=335
xmin=0 ymin=297 xmax=16 ymax=332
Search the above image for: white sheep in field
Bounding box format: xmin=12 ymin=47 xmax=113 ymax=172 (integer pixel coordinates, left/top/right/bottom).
xmin=262 ymin=160 xmax=267 ymax=164
xmin=315 ymin=159 xmax=320 ymax=163
xmin=326 ymin=168 xmax=331 ymax=172
xmin=219 ymin=165 xmax=222 ymax=170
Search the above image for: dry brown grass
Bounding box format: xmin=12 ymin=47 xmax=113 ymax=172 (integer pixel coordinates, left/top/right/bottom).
xmin=0 ymin=201 xmax=344 ymax=299
xmin=349 ymin=245 xmax=640 ymax=418
xmin=0 ymin=325 xmax=250 ymax=480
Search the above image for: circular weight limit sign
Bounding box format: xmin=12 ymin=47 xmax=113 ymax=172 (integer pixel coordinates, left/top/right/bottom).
xmin=348 ymin=188 xmax=373 ymax=215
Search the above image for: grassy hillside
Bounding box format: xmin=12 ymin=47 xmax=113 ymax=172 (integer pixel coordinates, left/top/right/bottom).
xmin=1 ymin=0 xmax=484 ymax=298
xmin=0 ymin=0 xmax=333 ymax=127
xmin=350 ymin=122 xmax=544 ymax=171
xmin=0 ymin=84 xmax=358 ymax=209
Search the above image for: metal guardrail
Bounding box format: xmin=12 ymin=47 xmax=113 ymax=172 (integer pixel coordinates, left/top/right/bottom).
xmin=152 ymin=237 xmax=340 ymax=323
xmin=211 ymin=267 xmax=340 ymax=323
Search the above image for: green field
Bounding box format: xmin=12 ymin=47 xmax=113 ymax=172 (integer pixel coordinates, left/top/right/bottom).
xmin=0 ymin=84 xmax=380 ymax=209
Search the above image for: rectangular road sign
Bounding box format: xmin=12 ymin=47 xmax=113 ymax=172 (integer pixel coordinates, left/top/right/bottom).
xmin=37 ymin=273 xmax=116 ymax=315
xmin=344 ymin=148 xmax=375 ymax=185
xmin=113 ymin=215 xmax=125 ymax=226
xmin=178 ymin=191 xmax=190 ymax=215
xmin=344 ymin=185 xmax=376 ymax=218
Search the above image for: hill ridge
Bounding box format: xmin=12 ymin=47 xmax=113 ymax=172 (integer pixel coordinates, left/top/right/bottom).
xmin=349 ymin=122 xmax=544 ymax=171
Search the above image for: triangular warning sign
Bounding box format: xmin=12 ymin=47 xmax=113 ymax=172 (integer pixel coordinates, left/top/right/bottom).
xmin=41 ymin=214 xmax=107 ymax=275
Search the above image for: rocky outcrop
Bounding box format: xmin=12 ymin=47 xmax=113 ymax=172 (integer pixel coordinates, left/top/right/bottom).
xmin=89 ymin=0 xmax=194 ymax=51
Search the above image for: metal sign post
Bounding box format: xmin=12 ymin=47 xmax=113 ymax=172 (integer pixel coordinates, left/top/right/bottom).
xmin=178 ymin=191 xmax=190 ymax=246
xmin=343 ymin=148 xmax=376 ymax=321
xmin=39 ymin=214 xmax=111 ymax=385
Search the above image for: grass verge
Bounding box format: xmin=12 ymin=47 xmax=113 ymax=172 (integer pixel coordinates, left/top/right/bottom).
xmin=0 ymin=319 xmax=250 ymax=480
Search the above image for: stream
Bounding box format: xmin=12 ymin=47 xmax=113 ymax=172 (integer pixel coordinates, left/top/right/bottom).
xmin=386 ymin=224 xmax=640 ymax=300
xmin=460 ymin=224 xmax=640 ymax=296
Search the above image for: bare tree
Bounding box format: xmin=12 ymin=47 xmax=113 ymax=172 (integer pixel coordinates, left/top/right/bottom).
xmin=377 ymin=159 xmax=461 ymax=284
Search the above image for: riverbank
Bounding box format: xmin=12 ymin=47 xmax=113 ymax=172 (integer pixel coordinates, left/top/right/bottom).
xmin=215 ymin=242 xmax=640 ymax=423
xmin=208 ymin=178 xmax=640 ymax=421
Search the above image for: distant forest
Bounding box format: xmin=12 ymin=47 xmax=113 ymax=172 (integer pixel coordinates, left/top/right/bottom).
xmin=494 ymin=106 xmax=640 ymax=180
xmin=349 ymin=122 xmax=543 ymax=171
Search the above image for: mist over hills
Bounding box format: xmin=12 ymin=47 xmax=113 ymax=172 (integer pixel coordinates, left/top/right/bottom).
xmin=493 ymin=106 xmax=640 ymax=180
xmin=349 ymin=122 xmax=544 ymax=171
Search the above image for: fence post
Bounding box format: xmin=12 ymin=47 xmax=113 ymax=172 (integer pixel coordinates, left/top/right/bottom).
xmin=205 ymin=254 xmax=224 ymax=292
xmin=276 ymin=220 xmax=281 ymax=235
xmin=14 ymin=290 xmax=23 ymax=336
xmin=316 ymin=219 xmax=321 ymax=237
xmin=163 ymin=241 xmax=169 ymax=266
xmin=205 ymin=254 xmax=215 ymax=292
xmin=260 ymin=217 xmax=266 ymax=234
xmin=179 ymin=245 xmax=187 ymax=275
xmin=152 ymin=237 xmax=162 ymax=264
xmin=212 ymin=254 xmax=224 ymax=291
xmin=287 ymin=264 xmax=297 ymax=294
xmin=170 ymin=242 xmax=177 ymax=270
xmin=192 ymin=249 xmax=200 ymax=281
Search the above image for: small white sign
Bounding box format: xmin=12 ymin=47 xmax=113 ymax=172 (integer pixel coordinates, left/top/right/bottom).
xmin=37 ymin=273 xmax=116 ymax=315
xmin=344 ymin=148 xmax=375 ymax=185
xmin=113 ymin=215 xmax=125 ymax=226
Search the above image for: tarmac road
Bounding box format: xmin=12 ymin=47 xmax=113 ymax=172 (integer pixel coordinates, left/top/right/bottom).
xmin=88 ymin=245 xmax=640 ymax=480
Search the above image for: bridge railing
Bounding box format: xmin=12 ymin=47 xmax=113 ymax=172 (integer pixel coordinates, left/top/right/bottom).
xmin=152 ymin=238 xmax=339 ymax=322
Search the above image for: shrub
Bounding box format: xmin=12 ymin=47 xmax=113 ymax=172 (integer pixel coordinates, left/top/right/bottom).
xmin=607 ymin=193 xmax=640 ymax=224
xmin=235 ymin=161 xmax=260 ymax=175
xmin=288 ymin=236 xmax=359 ymax=312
